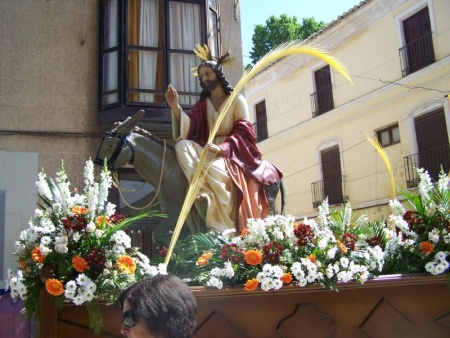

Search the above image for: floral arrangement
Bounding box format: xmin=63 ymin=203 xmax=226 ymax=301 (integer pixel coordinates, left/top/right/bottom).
xmin=384 ymin=168 xmax=450 ymax=275
xmin=5 ymin=160 xmax=165 ymax=334
xmin=165 ymin=168 xmax=450 ymax=291
xmin=167 ymin=200 xmax=387 ymax=291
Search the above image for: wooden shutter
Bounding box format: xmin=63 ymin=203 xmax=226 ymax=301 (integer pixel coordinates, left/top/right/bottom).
xmin=403 ymin=7 xmax=433 ymax=73
xmin=255 ymin=100 xmax=268 ymax=141
xmin=314 ymin=65 xmax=333 ymax=114
xmin=321 ymin=146 xmax=343 ymax=205
xmin=414 ymin=108 xmax=450 ymax=180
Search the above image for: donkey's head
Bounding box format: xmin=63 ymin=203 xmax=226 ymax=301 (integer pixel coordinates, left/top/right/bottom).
xmin=94 ymin=110 xmax=145 ymax=170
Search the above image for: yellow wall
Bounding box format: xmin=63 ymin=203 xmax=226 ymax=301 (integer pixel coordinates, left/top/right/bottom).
xmin=245 ymin=0 xmax=450 ymax=221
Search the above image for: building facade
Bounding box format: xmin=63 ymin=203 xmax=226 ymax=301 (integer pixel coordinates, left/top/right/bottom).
xmin=245 ymin=0 xmax=450 ymax=221
xmin=0 ymin=0 xmax=243 ymax=291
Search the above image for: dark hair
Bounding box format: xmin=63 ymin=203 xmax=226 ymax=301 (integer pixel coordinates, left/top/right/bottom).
xmin=197 ymin=61 xmax=234 ymax=100
xmin=118 ymin=274 xmax=197 ymax=338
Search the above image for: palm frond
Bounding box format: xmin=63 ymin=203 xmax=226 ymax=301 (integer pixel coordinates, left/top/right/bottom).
xmin=366 ymin=136 xmax=396 ymax=200
xmin=210 ymin=41 xmax=352 ymax=141
xmin=165 ymin=41 xmax=353 ymax=265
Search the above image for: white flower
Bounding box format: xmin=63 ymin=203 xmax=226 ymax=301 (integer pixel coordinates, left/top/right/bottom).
xmin=86 ymin=222 xmax=96 ymax=233
xmin=327 ymin=247 xmax=337 ymax=259
xmin=389 ymin=199 xmax=406 ymax=216
xmin=428 ymin=229 xmax=440 ymax=243
xmin=339 ymin=257 xmax=349 ymax=268
xmin=207 ymin=276 xmax=223 ymax=289
xmin=54 ymin=235 xmax=68 ymax=253
xmin=223 ymin=261 xmax=234 ymax=278
xmin=417 ymin=168 xmax=433 ymax=200
xmin=438 ymin=171 xmax=450 ymax=192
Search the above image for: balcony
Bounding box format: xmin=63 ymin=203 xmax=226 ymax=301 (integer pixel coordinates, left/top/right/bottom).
xmin=399 ymin=32 xmax=435 ymax=77
xmin=311 ymin=84 xmax=334 ymax=117
xmin=404 ymin=144 xmax=450 ymax=188
xmin=311 ymin=175 xmax=348 ymax=208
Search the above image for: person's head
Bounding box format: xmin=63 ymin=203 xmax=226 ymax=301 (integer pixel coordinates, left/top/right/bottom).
xmin=197 ymin=61 xmax=233 ymax=99
xmin=118 ymin=274 xmax=197 ymax=338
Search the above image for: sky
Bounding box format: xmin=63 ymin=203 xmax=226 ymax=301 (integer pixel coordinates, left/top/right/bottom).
xmin=240 ymin=0 xmax=363 ymax=65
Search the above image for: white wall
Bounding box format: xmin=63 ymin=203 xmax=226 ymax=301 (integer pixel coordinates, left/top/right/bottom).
xmin=0 ymin=151 xmax=38 ymax=290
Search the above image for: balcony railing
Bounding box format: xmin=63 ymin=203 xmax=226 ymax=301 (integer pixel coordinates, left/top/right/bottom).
xmin=399 ymin=32 xmax=435 ymax=77
xmin=311 ymin=175 xmax=348 ymax=208
xmin=311 ymin=84 xmax=334 ymax=117
xmin=252 ymin=118 xmax=268 ymax=142
xmin=404 ymin=144 xmax=450 ymax=188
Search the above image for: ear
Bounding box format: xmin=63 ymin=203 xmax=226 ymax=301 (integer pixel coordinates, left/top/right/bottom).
xmin=113 ymin=110 xmax=145 ymax=135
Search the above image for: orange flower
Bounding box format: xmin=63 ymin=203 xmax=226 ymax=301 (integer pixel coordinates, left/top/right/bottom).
xmin=307 ymin=254 xmax=316 ymax=263
xmin=72 ymin=255 xmax=89 ymax=272
xmin=45 ymin=278 xmax=64 ymax=296
xmin=241 ymin=228 xmax=249 ymax=237
xmin=280 ymin=272 xmax=293 ymax=284
xmin=197 ymin=252 xmax=213 ymax=266
xmin=95 ymin=215 xmax=110 ymax=227
xmin=71 ymin=206 xmax=88 ymax=214
xmin=337 ymin=240 xmax=348 ymax=254
xmin=116 ymin=255 xmax=136 ymax=274
xmin=244 ymin=278 xmax=259 ymax=291
xmin=19 ymin=260 xmax=27 ymax=268
xmin=419 ymin=241 xmax=434 ymax=255
xmin=31 ymin=246 xmax=45 ymax=264
xmin=244 ymin=249 xmax=262 ymax=266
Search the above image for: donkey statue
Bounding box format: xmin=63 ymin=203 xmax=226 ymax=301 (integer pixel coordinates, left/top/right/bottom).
xmin=95 ymin=110 xmax=285 ymax=246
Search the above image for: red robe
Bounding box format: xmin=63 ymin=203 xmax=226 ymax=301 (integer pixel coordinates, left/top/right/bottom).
xmin=184 ymin=99 xmax=283 ymax=230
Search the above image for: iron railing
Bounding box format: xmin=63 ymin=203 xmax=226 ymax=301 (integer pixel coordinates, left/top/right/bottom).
xmin=311 ymin=84 xmax=334 ymax=117
xmin=404 ymin=144 xmax=450 ymax=188
xmin=311 ymin=175 xmax=348 ymax=208
xmin=399 ymin=32 xmax=435 ymax=77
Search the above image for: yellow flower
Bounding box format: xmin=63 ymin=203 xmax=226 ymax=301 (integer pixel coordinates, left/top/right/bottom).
xmin=116 ymin=255 xmax=136 ymax=274
xmin=244 ymin=249 xmax=262 ymax=266
xmin=95 ymin=215 xmax=110 ymax=227
xmin=244 ymin=278 xmax=259 ymax=291
xmin=337 ymin=240 xmax=348 ymax=254
xmin=71 ymin=206 xmax=88 ymax=214
xmin=197 ymin=252 xmax=213 ymax=266
xmin=45 ymin=278 xmax=64 ymax=296
xmin=307 ymin=254 xmax=316 ymax=263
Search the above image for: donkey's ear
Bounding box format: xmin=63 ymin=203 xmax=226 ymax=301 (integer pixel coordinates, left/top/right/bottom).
xmin=114 ymin=110 xmax=145 ymax=135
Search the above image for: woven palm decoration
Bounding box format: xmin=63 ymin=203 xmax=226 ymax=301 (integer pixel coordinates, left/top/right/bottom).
xmin=191 ymin=43 xmax=236 ymax=76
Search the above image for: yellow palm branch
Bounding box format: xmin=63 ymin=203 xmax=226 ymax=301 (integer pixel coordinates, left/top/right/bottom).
xmin=366 ymin=136 xmax=396 ymax=199
xmin=165 ymin=41 xmax=353 ymax=265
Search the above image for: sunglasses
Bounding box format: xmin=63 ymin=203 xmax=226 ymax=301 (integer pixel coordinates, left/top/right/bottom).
xmin=122 ymin=310 xmax=137 ymax=329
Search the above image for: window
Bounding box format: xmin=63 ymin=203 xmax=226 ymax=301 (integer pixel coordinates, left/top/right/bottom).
xmin=99 ymin=0 xmax=220 ymax=125
xmin=377 ymin=124 xmax=400 ymax=147
xmin=311 ymin=145 xmax=347 ymax=208
xmin=404 ymin=108 xmax=450 ymax=188
xmin=254 ymin=100 xmax=268 ymax=142
xmin=399 ymin=6 xmax=435 ymax=76
xmin=311 ymin=65 xmax=334 ymax=117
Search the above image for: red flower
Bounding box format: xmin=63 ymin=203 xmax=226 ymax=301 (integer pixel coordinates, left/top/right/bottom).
xmin=294 ymin=224 xmax=314 ymax=246
xmin=419 ymin=241 xmax=434 ymax=255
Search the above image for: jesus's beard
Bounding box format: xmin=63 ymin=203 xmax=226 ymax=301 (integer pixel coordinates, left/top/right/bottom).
xmin=204 ymin=78 xmax=220 ymax=92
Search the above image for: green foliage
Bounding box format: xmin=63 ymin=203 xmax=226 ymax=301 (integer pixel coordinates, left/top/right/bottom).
xmin=249 ymin=15 xmax=326 ymax=65
xmin=87 ymin=303 xmax=103 ymax=336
